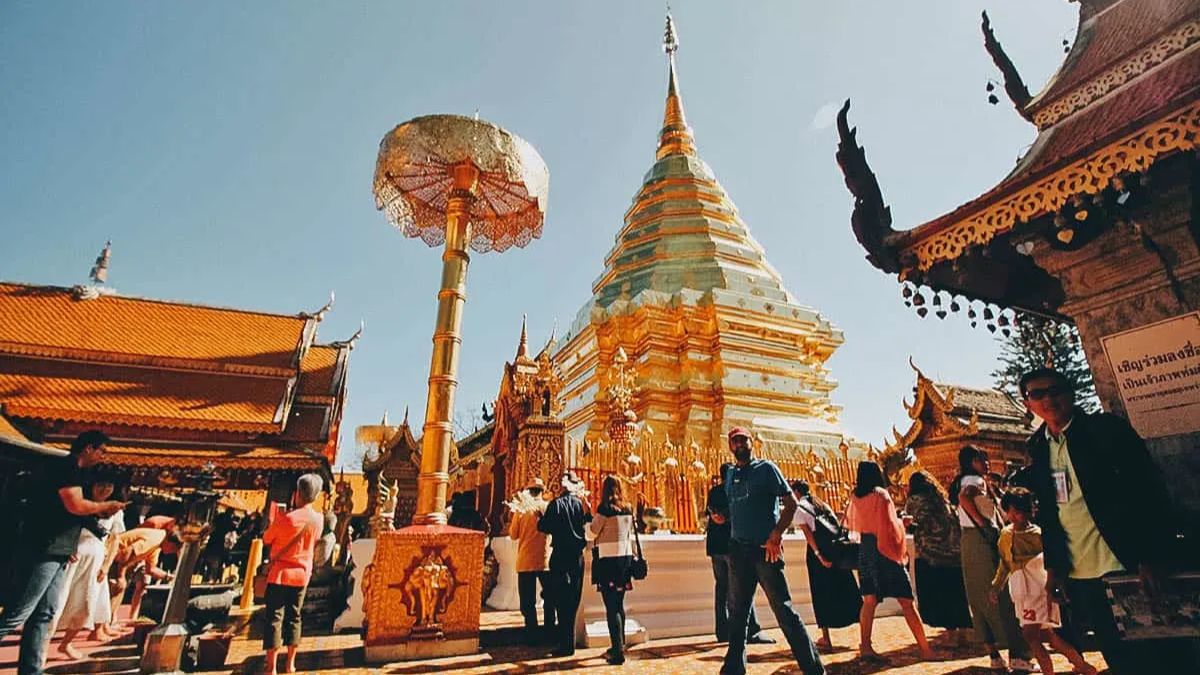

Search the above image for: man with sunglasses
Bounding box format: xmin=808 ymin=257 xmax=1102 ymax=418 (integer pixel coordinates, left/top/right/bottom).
xmin=1020 ymin=367 xmax=1195 ymax=673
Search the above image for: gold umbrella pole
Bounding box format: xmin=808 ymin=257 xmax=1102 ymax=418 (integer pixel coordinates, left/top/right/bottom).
xmin=415 ymin=161 xmax=479 ymax=525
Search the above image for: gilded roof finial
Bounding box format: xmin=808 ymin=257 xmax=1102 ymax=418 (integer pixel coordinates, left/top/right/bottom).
xmin=516 ymin=313 xmax=529 ymax=358
xmin=89 ymin=240 xmax=112 ymax=285
xmin=657 ymin=9 xmax=696 ymax=160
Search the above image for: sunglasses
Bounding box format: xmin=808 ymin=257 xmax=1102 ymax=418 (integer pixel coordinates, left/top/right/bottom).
xmin=1025 ymin=385 xmax=1068 ymax=400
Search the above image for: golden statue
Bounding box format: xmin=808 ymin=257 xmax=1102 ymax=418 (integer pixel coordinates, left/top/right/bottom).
xmin=408 ymin=551 xmax=454 ymax=629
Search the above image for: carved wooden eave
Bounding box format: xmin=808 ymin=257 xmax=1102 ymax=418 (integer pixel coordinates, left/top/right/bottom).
xmin=836 ymin=0 xmax=1200 ymax=315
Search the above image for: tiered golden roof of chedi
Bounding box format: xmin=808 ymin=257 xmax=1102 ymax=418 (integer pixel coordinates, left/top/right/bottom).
xmin=0 ymin=282 xmax=356 ymax=486
xmin=555 ymin=15 xmax=848 ymax=452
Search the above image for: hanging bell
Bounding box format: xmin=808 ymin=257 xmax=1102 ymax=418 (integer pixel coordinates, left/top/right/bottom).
xmin=968 ymin=308 xmax=977 ymax=319
xmin=933 ymin=293 xmax=943 ymax=306
xmin=913 ymin=292 xmax=926 ymax=307
xmin=902 ymin=285 xmax=913 ymax=299
xmin=986 ymin=81 xmax=995 ymax=92
xmin=983 ymin=307 xmax=995 ymax=321
xmin=950 ymin=300 xmax=961 ymax=313
xmin=998 ymin=314 xmax=1010 ymax=327
xmin=917 ymin=307 xmax=929 ymax=318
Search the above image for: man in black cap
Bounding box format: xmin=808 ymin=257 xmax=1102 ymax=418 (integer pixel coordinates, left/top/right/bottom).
xmin=538 ymin=471 xmax=591 ymax=657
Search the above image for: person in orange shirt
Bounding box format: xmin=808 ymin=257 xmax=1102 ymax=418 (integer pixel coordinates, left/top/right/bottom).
xmin=261 ymin=474 xmax=324 ymax=675
xmin=508 ymin=478 xmax=554 ymax=645
xmin=845 ymin=461 xmax=934 ymax=663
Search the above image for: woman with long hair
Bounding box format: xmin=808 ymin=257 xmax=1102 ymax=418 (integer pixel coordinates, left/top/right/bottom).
xmin=790 ymin=479 xmax=860 ymax=650
xmin=906 ymin=470 xmax=972 ymax=643
xmin=952 ymin=446 xmax=1032 ymax=672
xmin=845 ymin=462 xmax=934 ymax=662
xmin=589 ymin=475 xmax=637 ymax=665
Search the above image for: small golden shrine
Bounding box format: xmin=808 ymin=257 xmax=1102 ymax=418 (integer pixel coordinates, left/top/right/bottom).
xmin=450 ymin=317 xmax=567 ymax=533
xmin=886 ymin=360 xmax=1033 ymax=487
xmin=359 ymin=410 xmax=421 ymax=533
xmin=837 ymin=0 xmax=1200 ymax=514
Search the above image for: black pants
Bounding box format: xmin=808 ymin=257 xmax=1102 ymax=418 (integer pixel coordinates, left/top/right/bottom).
xmin=724 ymin=540 xmax=824 ymax=675
xmin=711 ymin=553 xmax=764 ymax=641
xmin=545 ymin=553 xmax=584 ymax=654
xmin=1065 ymin=576 xmax=1200 ymax=675
xmin=263 ymin=583 xmax=306 ymax=649
xmin=517 ymin=570 xmax=555 ymax=634
xmin=601 ymin=588 xmax=626 ymax=655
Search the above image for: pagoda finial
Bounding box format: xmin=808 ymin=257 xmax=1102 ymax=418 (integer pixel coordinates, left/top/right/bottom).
xmin=516 ymin=313 xmax=529 ymax=358
xmin=89 ymin=240 xmax=112 ymax=284
xmin=981 ymin=11 xmax=1032 ymax=121
xmin=657 ymin=9 xmax=697 ymax=160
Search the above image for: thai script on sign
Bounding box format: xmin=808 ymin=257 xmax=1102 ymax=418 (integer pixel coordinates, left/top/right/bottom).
xmin=1116 ymin=340 xmax=1199 ymax=375
xmin=1102 ymin=313 xmax=1200 ymax=439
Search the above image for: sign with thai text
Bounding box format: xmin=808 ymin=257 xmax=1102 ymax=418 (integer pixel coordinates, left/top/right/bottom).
xmin=1101 ymin=312 xmax=1200 ymax=438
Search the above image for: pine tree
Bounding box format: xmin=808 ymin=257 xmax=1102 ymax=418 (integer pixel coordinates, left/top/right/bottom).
xmin=992 ymin=315 xmax=1100 ymax=412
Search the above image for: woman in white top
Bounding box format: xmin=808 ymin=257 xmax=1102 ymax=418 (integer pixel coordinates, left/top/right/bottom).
xmin=52 ymin=477 xmax=125 ymax=659
xmin=951 ymin=446 xmax=1032 ymax=672
xmin=589 ymin=475 xmax=636 ymax=665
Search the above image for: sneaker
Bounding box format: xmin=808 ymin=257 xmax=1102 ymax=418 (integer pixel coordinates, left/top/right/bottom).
xmin=989 ymin=653 xmax=1009 ymax=671
xmin=1009 ymin=658 xmax=1039 ymax=673
xmin=746 ymin=633 xmax=776 ymax=645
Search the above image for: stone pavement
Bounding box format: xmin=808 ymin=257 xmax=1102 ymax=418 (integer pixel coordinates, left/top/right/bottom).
xmin=5 ymin=612 xmax=1108 ymax=674
xmin=219 ymin=617 xmax=1108 ymax=675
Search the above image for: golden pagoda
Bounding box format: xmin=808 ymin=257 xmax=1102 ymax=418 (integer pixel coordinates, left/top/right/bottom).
xmin=554 ymin=13 xmax=848 ymax=454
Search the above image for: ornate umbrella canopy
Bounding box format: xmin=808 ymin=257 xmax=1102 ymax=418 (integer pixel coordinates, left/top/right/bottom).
xmin=373 ymin=114 xmax=550 ymax=254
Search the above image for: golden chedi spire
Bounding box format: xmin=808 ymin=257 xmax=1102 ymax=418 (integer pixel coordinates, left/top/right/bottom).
xmin=657 ymin=10 xmax=696 ymax=160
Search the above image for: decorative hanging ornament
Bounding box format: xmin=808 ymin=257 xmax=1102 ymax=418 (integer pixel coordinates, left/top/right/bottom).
xmin=913 ymin=291 xmax=926 ymax=307
xmin=901 ymin=285 xmax=913 ymax=299
xmin=917 ymin=307 xmax=928 ymax=318
xmin=936 ymin=309 xmax=948 ymax=320
xmin=983 ymin=307 xmax=995 ymax=321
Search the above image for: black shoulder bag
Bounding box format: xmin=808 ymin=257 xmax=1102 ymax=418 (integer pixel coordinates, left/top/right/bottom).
xmin=630 ymin=518 xmax=648 ymax=580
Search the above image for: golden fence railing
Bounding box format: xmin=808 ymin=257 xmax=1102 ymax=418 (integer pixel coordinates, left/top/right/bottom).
xmin=568 ymin=433 xmax=873 ymax=534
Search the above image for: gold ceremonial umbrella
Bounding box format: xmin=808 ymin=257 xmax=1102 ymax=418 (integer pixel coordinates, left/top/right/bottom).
xmin=374 ymin=114 xmax=549 ymax=525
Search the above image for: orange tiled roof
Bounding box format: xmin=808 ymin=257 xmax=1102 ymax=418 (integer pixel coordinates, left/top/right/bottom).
xmin=0 ymin=283 xmax=312 ymax=376
xmin=0 ymin=356 xmax=289 ymax=433
xmin=297 ymin=345 xmax=341 ymax=399
xmin=89 ymin=443 xmax=326 ymax=471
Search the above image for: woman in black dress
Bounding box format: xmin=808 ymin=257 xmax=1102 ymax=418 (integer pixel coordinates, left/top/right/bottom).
xmin=790 ymin=480 xmax=860 ymax=650
xmin=905 ymin=471 xmax=972 ymax=642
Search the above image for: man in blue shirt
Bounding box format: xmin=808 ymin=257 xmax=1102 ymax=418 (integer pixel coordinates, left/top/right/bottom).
xmin=721 ymin=427 xmax=824 ymax=675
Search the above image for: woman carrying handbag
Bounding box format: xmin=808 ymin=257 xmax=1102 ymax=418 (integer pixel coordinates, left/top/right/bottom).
xmin=260 ymin=474 xmax=325 ymax=675
xmin=589 ymin=475 xmax=639 ymax=665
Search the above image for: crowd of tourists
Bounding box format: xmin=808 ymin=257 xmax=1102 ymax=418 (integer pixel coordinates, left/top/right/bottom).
xmin=2 ymin=365 xmax=1194 ymax=674
xmin=501 ymin=365 xmax=1195 ymax=673
xmin=0 ymin=427 xmax=330 ymax=675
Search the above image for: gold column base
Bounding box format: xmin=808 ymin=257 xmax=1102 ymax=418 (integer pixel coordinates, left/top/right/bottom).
xmin=363 ymin=525 xmax=485 ymax=663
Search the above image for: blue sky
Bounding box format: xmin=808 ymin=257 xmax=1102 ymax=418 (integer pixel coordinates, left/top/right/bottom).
xmin=0 ymin=1 xmax=1078 ymax=468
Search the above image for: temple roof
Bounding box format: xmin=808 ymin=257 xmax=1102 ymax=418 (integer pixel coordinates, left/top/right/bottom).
xmin=887 ymin=361 xmax=1031 ymax=452
xmin=0 ymin=281 xmax=354 ymax=471
xmin=0 ymin=282 xmax=314 ymax=376
xmin=839 ymin=0 xmax=1200 ymax=288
